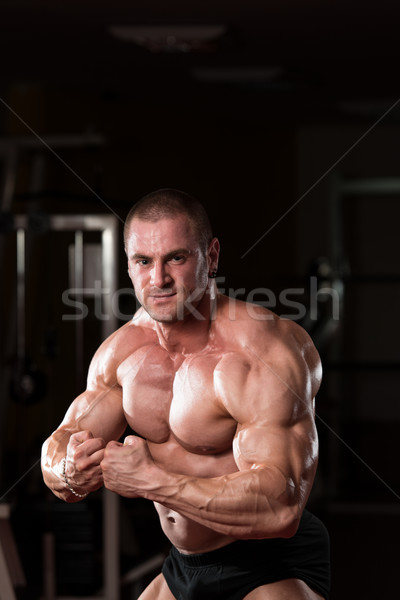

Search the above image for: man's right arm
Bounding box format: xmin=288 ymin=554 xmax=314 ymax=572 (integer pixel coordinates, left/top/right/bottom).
xmin=41 ymin=360 xmax=127 ymax=502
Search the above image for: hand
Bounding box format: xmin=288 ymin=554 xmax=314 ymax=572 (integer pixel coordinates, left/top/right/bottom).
xmin=101 ymin=435 xmax=157 ymax=498
xmin=65 ymin=430 xmax=106 ymax=493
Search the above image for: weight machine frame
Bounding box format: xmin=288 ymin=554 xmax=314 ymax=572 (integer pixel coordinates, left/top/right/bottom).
xmin=9 ymin=213 xmax=120 ymax=599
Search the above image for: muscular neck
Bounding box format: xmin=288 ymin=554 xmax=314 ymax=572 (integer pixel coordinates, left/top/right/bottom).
xmin=154 ymin=287 xmax=217 ymax=355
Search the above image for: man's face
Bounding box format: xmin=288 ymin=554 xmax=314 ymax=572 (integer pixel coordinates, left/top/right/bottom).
xmin=126 ymin=215 xmax=212 ymax=323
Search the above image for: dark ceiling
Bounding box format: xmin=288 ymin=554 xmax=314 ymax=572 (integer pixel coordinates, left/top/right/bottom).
xmin=1 ymin=1 xmax=400 ymax=124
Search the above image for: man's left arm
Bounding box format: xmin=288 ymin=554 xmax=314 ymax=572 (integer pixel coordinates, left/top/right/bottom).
xmin=101 ymin=337 xmax=321 ymax=540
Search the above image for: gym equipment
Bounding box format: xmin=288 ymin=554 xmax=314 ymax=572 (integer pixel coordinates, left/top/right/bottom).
xmin=0 ymin=504 xmax=25 ymax=600
xmin=2 ymin=213 xmax=121 ymax=598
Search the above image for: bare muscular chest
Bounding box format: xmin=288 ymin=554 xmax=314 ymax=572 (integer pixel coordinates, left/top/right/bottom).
xmin=117 ymin=344 xmax=237 ymax=456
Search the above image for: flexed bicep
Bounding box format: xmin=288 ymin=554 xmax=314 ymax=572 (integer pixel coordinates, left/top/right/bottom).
xmin=232 ymin=419 xmax=318 ymax=509
xmin=219 ymin=337 xmax=320 ymax=510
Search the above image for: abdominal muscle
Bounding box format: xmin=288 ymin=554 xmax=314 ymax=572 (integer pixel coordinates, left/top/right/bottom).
xmin=148 ymin=437 xmax=238 ymax=554
xmin=154 ymin=504 xmax=237 ymax=554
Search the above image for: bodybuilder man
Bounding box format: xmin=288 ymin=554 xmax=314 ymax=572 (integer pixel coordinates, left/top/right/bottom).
xmin=41 ymin=189 xmax=330 ymax=599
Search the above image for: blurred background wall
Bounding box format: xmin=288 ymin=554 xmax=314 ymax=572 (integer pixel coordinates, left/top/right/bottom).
xmin=0 ymin=2 xmax=399 ymax=598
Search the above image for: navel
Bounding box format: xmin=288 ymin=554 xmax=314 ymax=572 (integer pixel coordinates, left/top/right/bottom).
xmin=194 ymin=445 xmax=217 ymax=454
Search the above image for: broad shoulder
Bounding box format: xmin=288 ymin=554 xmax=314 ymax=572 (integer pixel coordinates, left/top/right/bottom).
xmin=215 ymin=295 xmax=322 ymax=398
xmin=87 ymin=311 xmax=157 ymax=388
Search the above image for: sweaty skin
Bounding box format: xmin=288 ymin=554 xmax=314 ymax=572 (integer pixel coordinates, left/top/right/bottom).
xmin=41 ymin=214 xmax=323 ymax=598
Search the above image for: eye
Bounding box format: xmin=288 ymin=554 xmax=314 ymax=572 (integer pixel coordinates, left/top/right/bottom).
xmin=170 ymin=255 xmax=185 ymax=263
xmin=137 ymin=259 xmax=150 ymax=266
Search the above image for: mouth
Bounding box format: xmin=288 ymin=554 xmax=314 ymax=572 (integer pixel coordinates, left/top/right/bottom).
xmin=150 ymin=292 xmax=177 ymax=303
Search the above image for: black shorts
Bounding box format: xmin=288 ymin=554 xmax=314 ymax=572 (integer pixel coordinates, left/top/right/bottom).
xmin=162 ymin=509 xmax=330 ymax=600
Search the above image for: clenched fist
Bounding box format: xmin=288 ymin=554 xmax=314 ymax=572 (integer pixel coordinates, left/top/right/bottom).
xmin=101 ymin=435 xmax=158 ymax=498
xmin=65 ymin=430 xmax=106 ymax=493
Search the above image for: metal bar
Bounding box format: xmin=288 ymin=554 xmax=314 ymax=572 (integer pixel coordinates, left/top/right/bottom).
xmin=42 ymin=532 xmax=56 ymax=600
xmin=339 ymin=177 xmax=400 ymax=195
xmin=16 ymin=229 xmax=26 ymax=364
xmin=74 ymin=231 xmax=85 ymax=392
xmin=0 ymin=504 xmax=18 ymax=600
xmin=0 ymin=541 xmax=17 ymax=600
xmin=14 ymin=214 xmax=118 ymax=232
xmin=102 ymin=219 xmax=120 ymax=600
xmin=103 ymin=491 xmax=119 ymax=600
xmin=0 ymin=134 xmax=105 ymax=151
xmin=101 ymin=223 xmax=119 ymax=338
xmin=0 ymin=147 xmax=18 ymax=211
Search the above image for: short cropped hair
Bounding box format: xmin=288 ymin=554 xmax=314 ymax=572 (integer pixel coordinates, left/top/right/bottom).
xmin=124 ymin=188 xmax=213 ymax=253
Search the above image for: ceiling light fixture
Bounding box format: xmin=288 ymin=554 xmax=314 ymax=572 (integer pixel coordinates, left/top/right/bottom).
xmin=109 ymin=25 xmax=227 ymax=53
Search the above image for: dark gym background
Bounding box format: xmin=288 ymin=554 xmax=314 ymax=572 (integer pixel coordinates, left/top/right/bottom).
xmin=1 ymin=2 xmax=399 ymax=598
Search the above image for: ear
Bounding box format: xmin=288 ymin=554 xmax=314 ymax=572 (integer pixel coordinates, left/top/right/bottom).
xmin=207 ymin=237 xmax=220 ymax=274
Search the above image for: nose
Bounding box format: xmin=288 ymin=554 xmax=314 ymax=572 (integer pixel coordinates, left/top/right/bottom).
xmin=150 ymin=261 xmax=172 ymax=288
